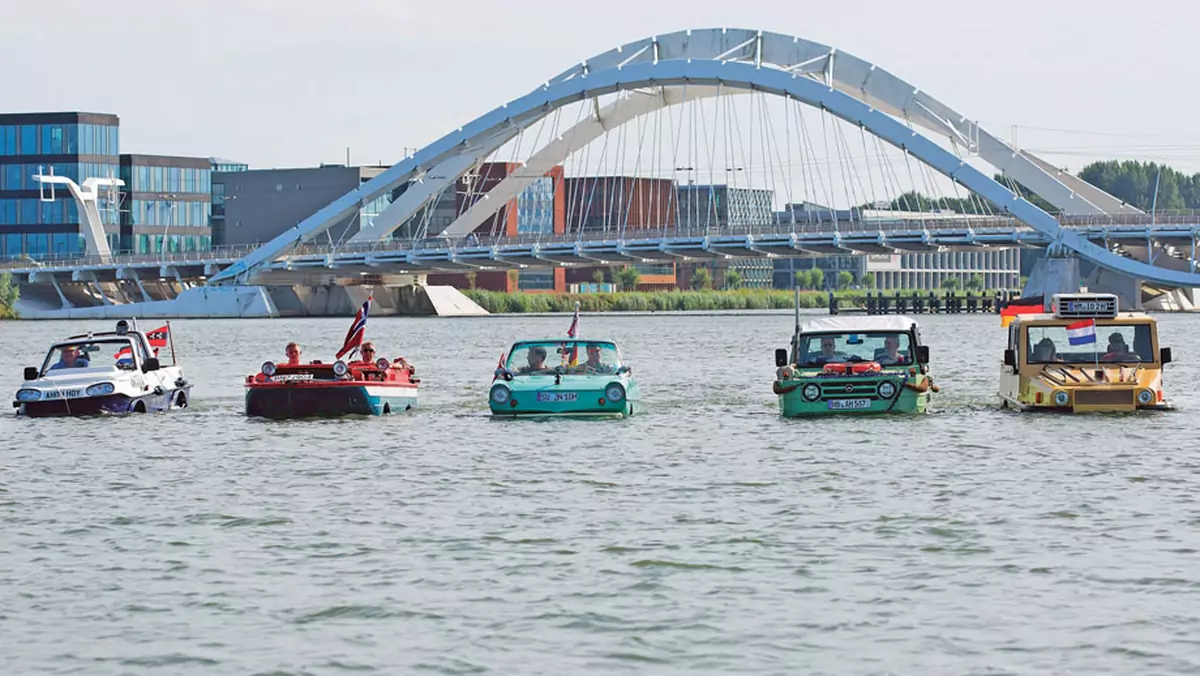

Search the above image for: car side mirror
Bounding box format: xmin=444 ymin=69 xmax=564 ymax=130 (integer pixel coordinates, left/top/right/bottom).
xmin=916 ymin=345 xmax=930 ymax=363
xmin=1161 ymin=347 xmax=1172 ymax=364
xmin=23 ymin=366 xmax=38 ymax=381
xmin=1003 ymin=349 xmax=1016 ymax=367
xmin=142 ymin=357 xmax=161 ymax=372
xmin=775 ymin=348 xmax=788 ymax=367
xmin=616 ymin=365 xmax=630 ymax=375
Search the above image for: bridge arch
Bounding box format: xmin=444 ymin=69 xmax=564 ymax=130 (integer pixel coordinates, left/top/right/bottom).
xmin=211 ymin=30 xmax=1194 ymax=288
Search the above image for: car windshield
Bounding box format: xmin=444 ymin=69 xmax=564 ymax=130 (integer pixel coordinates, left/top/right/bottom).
xmin=796 ymin=332 xmax=913 ymax=367
xmin=505 ymin=341 xmax=623 ymax=375
xmin=1026 ymin=322 xmax=1154 ymax=364
xmin=41 ymin=338 xmax=142 ymax=374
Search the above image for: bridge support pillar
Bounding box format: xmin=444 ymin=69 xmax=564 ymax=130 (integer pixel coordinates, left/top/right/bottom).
xmin=30 ymin=272 xmax=74 ymax=309
xmin=1083 ymin=267 xmax=1144 ymax=311
xmin=71 ymin=270 xmax=112 ymax=305
xmin=117 ymin=268 xmax=154 ymax=303
xmin=1022 ymin=256 xmax=1080 ymax=306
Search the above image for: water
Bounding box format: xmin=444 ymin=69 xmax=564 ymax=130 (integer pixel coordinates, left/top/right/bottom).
xmin=2 ymin=312 xmax=1199 ymax=675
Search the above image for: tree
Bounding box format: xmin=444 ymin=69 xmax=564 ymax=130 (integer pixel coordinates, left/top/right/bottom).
xmin=615 ymin=265 xmax=641 ymax=292
xmin=724 ymin=268 xmax=742 ymax=289
xmin=966 ymin=273 xmax=985 ymax=291
xmin=794 ymin=270 xmax=809 ymax=290
xmin=465 ymin=271 xmax=477 ymax=290
xmin=591 ymin=269 xmax=605 ymax=284
xmin=862 ymin=273 xmax=876 ymax=290
xmin=941 ymin=277 xmax=960 ymax=292
xmin=0 ymin=272 xmax=18 ymax=319
xmin=691 ymin=266 xmax=712 ymax=290
xmin=836 ymin=270 xmax=853 ymax=290
xmin=809 ymin=267 xmax=825 ymax=291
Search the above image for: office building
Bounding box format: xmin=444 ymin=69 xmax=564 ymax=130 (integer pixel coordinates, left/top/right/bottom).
xmin=0 ymin=111 xmax=215 ymax=258
xmin=212 ymin=164 xmax=389 ymax=247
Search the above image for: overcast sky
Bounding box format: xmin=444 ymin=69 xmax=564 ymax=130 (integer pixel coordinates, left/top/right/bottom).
xmin=4 ymin=0 xmax=1198 ymax=173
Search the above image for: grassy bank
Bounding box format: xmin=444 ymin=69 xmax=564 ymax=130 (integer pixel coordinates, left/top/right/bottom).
xmin=463 ymin=288 xmax=1013 ymax=314
xmin=463 ymin=289 xmax=827 ymax=313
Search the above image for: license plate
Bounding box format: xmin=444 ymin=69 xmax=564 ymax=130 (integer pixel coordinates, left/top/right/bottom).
xmin=827 ymin=398 xmax=871 ymax=410
xmin=43 ymin=389 xmax=83 ymax=400
xmin=537 ymin=392 xmax=578 ymax=403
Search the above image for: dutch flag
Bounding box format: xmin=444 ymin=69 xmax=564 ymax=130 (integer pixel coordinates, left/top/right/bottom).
xmin=336 ymin=296 xmax=372 ymax=359
xmin=1066 ymin=319 xmax=1097 ymax=346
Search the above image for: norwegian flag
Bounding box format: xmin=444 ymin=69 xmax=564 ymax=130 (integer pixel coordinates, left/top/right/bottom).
xmin=115 ymin=325 xmax=168 ymax=360
xmin=336 ymin=296 xmax=372 ymax=360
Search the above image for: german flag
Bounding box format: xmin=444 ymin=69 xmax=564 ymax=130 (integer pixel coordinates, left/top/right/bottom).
xmin=1000 ymin=295 xmax=1045 ymax=328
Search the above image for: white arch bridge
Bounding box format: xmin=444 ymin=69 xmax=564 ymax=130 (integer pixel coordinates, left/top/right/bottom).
xmin=11 ymin=28 xmax=1200 ymax=316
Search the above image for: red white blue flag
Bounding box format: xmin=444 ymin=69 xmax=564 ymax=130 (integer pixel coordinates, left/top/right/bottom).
xmin=336 ymin=296 xmax=372 ymax=359
xmin=1066 ymin=319 xmax=1097 ymax=346
xmin=114 ymin=324 xmax=168 ymax=360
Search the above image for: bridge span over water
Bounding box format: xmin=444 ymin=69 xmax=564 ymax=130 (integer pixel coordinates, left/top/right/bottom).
xmin=10 ymin=28 xmax=1200 ymax=317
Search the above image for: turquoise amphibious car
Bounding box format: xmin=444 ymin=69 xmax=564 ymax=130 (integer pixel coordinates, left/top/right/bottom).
xmin=489 ymin=339 xmax=640 ymax=418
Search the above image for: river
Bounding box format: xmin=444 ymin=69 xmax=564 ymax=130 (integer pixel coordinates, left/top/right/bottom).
xmin=1 ymin=311 xmax=1198 ymax=674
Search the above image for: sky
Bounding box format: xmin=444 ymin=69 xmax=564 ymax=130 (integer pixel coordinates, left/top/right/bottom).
xmin=4 ymin=0 xmax=1199 ymax=174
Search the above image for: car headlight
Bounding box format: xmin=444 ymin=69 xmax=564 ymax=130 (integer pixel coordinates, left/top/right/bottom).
xmin=605 ymin=383 xmax=626 ymax=402
xmin=1138 ymin=389 xmax=1155 ymax=405
xmin=376 ymin=358 xmax=390 ymax=370
xmin=15 ymin=388 xmax=42 ymax=402
xmin=333 ymin=360 xmax=349 ymax=377
xmin=1054 ymin=391 xmax=1070 ymax=406
xmin=261 ymin=361 xmax=277 ymax=377
xmin=802 ymin=384 xmax=821 ymax=401
xmin=878 ymin=381 xmax=897 ymax=399
xmin=490 ymin=385 xmax=510 ymax=404
xmin=85 ymin=382 xmax=115 ymax=397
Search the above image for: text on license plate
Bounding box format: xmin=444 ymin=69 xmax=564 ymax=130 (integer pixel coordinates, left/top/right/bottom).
xmin=537 ymin=392 xmax=578 ymax=403
xmin=827 ymin=398 xmax=871 ymax=410
xmin=43 ymin=389 xmax=83 ymax=400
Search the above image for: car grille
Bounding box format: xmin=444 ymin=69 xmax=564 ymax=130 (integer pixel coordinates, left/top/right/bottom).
xmin=1075 ymin=389 xmax=1134 ymax=406
xmin=820 ymin=382 xmax=880 ymax=399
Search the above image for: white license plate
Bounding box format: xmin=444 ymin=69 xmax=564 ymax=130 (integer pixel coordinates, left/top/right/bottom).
xmin=43 ymin=389 xmax=83 ymax=400
xmin=537 ymin=392 xmax=578 ymax=403
xmin=827 ymin=398 xmax=871 ymax=410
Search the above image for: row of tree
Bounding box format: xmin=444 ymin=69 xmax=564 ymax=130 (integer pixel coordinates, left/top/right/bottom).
xmin=876 ymin=160 xmax=1200 ymax=216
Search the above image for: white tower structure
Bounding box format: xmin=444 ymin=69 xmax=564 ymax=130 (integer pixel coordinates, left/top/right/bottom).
xmin=32 ymin=166 xmax=122 ymax=263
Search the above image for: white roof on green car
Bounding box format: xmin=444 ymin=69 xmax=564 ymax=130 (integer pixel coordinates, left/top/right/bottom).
xmin=800 ymin=316 xmax=918 ymax=333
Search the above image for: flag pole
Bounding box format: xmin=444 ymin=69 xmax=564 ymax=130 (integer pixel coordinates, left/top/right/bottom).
xmin=166 ymin=320 xmax=177 ymax=365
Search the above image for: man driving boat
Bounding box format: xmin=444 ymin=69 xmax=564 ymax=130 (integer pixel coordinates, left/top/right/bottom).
xmin=518 ymin=346 xmax=550 ymax=374
xmin=49 ymin=345 xmax=89 ymax=371
xmin=806 ymin=336 xmax=846 ymax=365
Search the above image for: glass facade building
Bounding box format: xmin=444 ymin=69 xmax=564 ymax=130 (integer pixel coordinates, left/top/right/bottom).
xmin=119 ymin=155 xmax=213 ymax=254
xmin=0 ymin=112 xmax=216 ymax=258
xmin=0 ymin=112 xmax=121 ymax=258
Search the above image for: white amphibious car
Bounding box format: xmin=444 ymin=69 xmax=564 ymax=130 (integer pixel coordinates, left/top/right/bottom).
xmin=13 ymin=320 xmax=191 ymax=417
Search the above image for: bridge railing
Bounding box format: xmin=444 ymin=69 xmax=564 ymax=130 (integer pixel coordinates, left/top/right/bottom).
xmin=5 ymin=210 xmax=1200 ymax=273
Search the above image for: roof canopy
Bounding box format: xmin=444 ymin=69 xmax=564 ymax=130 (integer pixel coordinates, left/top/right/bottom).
xmin=800 ymin=316 xmax=918 ymax=333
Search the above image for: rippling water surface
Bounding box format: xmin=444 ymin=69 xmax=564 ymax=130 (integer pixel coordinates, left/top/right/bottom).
xmin=2 ymin=311 xmax=1200 ymax=675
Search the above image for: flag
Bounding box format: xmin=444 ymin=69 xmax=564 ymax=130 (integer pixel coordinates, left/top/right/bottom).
xmin=115 ymin=324 xmax=168 ymax=360
xmin=1000 ymin=295 xmax=1044 ymax=328
xmin=565 ymin=302 xmax=580 ymax=367
xmin=336 ymin=296 xmax=372 ymax=359
xmin=493 ymin=352 xmax=506 ymax=381
xmin=1066 ymin=319 xmax=1097 ymax=346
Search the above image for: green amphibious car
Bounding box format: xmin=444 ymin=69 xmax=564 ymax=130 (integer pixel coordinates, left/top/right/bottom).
xmin=489 ymin=340 xmax=641 ymax=418
xmin=773 ymin=316 xmax=937 ymax=417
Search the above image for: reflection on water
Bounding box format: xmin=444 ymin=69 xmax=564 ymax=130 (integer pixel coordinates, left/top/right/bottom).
xmin=1 ymin=311 xmax=1199 ymax=674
